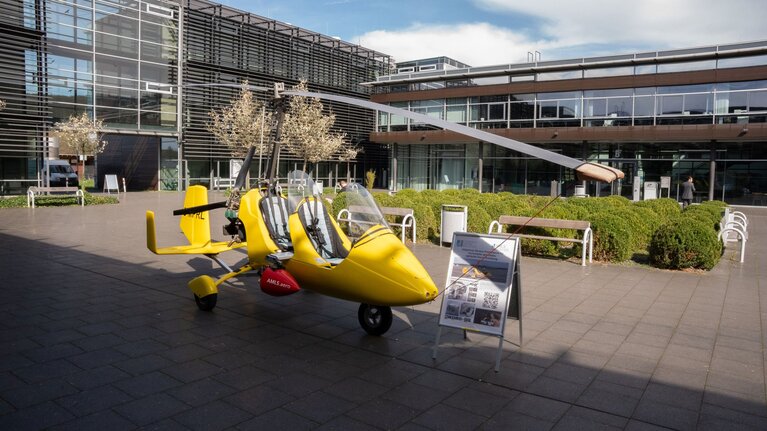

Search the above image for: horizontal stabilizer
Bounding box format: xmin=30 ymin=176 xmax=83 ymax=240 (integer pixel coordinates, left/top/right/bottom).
xmin=146 ymin=210 xmax=245 ymax=255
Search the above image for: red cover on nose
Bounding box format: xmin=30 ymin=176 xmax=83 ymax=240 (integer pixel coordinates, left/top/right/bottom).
xmin=260 ymin=268 xmax=301 ymax=296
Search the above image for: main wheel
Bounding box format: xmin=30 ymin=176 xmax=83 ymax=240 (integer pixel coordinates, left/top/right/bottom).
xmin=357 ymin=303 xmax=392 ymax=336
xmin=194 ymin=293 xmax=217 ymax=311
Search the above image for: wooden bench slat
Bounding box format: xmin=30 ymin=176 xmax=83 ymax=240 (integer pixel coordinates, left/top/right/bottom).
xmin=491 ymin=215 xmax=593 ymax=266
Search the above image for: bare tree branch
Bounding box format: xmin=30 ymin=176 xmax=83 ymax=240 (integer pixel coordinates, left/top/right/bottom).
xmin=280 ymin=80 xmax=347 ymax=171
xmin=207 ymin=80 xmax=274 ymax=158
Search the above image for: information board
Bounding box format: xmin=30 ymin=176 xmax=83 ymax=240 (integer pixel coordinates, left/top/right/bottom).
xmin=104 ymin=174 xmax=119 ymax=193
xmin=437 ymin=232 xmax=520 ymax=337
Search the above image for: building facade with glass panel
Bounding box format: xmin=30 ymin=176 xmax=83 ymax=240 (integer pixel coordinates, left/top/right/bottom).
xmin=0 ymin=0 xmax=391 ymax=193
xmin=369 ymin=43 xmax=767 ymax=205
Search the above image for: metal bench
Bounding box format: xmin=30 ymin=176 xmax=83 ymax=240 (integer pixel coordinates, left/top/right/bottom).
xmin=337 ymin=205 xmax=416 ymax=243
xmin=27 ymin=186 xmax=84 ymax=208
xmin=489 ymin=215 xmax=593 ymax=266
xmin=718 ymin=208 xmax=748 ymax=263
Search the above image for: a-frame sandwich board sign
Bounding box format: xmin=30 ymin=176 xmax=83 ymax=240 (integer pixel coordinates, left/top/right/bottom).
xmin=432 ymin=232 xmax=523 ymax=372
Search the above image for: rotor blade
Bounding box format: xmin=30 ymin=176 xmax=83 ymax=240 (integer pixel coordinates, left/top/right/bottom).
xmin=173 ymin=201 xmax=227 ymax=216
xmin=233 ymin=145 xmax=256 ymax=190
xmin=281 ymin=90 xmax=624 ymax=183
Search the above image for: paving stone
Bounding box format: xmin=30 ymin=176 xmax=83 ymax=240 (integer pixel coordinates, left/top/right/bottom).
xmin=113 ymin=371 xmax=182 ymax=398
xmin=346 ymin=398 xmax=419 ymax=429
xmin=284 ymin=391 xmax=356 ymax=423
xmin=48 ymin=409 xmax=137 ymax=431
xmin=113 ymin=393 xmax=190 ymax=427
xmin=484 ymin=410 xmax=555 ymax=431
xmin=166 ymin=377 xmax=238 ymax=407
xmin=412 ymin=403 xmax=487 ymax=430
xmin=0 ymin=401 xmax=75 ymax=430
xmin=65 ymin=365 xmax=131 ymax=391
xmin=443 ymin=385 xmax=515 ymax=418
xmin=1 ymin=378 xmax=79 ymax=409
xmin=56 ymin=385 xmax=134 ymax=417
xmin=172 ymin=400 xmax=251 ymax=431
xmin=236 ymin=408 xmax=318 ymax=431
xmin=632 ymin=398 xmax=699 ymax=431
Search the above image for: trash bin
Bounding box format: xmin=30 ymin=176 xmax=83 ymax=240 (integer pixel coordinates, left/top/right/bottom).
xmin=441 ymin=204 xmax=467 ymax=246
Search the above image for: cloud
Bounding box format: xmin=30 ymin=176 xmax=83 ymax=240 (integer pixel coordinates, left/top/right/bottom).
xmin=359 ymin=23 xmax=545 ymax=66
xmin=475 ymin=0 xmax=767 ymax=48
xmin=358 ymin=0 xmax=767 ymax=67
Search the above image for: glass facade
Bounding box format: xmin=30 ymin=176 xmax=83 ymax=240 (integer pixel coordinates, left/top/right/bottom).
xmin=377 ymin=81 xmax=767 ymax=132
xmin=45 ymin=0 xmax=179 ymax=130
xmin=0 ymin=0 xmax=392 ymax=192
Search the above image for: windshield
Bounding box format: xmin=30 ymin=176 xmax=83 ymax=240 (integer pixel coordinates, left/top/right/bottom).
xmin=49 ymin=165 xmax=74 ymax=174
xmin=286 ymin=170 xmax=389 ymax=229
xmin=286 ymin=170 xmax=322 ymax=213
xmin=342 ymin=182 xmax=389 ymax=229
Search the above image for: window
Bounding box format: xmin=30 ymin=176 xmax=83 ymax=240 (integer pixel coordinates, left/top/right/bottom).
xmin=145 ymin=3 xmax=173 ymax=19
xmin=144 ymin=82 xmax=173 ymax=94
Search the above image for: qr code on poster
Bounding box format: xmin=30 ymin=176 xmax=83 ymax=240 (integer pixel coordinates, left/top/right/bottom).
xmin=482 ymin=292 xmax=500 ymax=309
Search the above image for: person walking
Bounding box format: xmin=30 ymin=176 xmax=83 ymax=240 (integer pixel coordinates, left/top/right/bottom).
xmin=681 ymin=176 xmax=696 ymax=208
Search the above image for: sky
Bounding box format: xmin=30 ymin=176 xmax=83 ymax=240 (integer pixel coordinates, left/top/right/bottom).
xmin=216 ymin=0 xmax=767 ymax=67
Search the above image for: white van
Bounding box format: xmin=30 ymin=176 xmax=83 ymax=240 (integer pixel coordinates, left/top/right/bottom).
xmin=44 ymin=159 xmax=79 ymax=187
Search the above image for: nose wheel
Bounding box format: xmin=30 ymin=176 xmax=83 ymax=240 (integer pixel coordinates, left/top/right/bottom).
xmin=358 ymin=303 xmax=392 ymax=336
xmin=194 ymin=293 xmax=217 ymax=311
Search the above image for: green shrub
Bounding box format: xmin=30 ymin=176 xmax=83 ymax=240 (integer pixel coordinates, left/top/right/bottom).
xmin=648 ymin=218 xmax=722 ymax=270
xmin=410 ymin=201 xmax=438 ymax=243
xmin=633 ymin=198 xmax=681 ymax=222
xmin=600 ymin=195 xmax=633 ymax=208
xmin=464 ymin=202 xmax=492 ymax=234
xmin=683 ymin=204 xmax=723 ymax=231
xmin=588 ymin=212 xmax=634 ymax=262
xmin=626 ymin=206 xmax=662 ymax=249
xmin=701 ymin=199 xmax=728 ymax=209
xmin=330 ymin=191 xmax=348 ymax=218
xmin=371 ymin=192 xmax=437 ymax=243
xmin=394 ymin=189 xmax=420 ymax=200
xmin=563 ymin=197 xmax=607 ymax=216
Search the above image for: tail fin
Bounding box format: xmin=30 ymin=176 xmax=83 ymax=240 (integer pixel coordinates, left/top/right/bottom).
xmin=179 ymin=185 xmax=212 ymax=247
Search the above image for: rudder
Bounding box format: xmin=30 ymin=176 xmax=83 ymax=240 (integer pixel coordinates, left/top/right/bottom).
xmin=179 ymin=185 xmax=212 ymax=246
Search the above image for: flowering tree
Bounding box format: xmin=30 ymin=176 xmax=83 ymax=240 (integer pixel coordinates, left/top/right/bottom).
xmin=207 ymin=81 xmax=273 ymax=159
xmin=280 ymin=81 xmax=347 ymax=171
xmin=53 ymin=112 xmax=108 ymax=184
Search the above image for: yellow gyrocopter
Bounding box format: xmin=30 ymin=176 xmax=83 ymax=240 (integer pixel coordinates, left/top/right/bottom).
xmin=146 ymin=83 xmax=624 ymax=336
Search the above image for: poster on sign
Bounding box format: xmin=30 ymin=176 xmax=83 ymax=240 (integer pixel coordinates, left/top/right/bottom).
xmin=437 ymin=232 xmax=520 ymax=337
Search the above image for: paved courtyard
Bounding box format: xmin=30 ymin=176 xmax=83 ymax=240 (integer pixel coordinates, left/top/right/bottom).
xmin=0 ymin=191 xmax=765 ymax=430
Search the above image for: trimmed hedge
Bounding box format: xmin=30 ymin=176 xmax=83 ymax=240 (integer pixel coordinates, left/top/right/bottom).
xmin=648 ymin=217 xmax=722 ymax=270
xmin=588 ymin=212 xmax=635 ymax=262
xmin=330 ymin=187 xmax=727 ymax=271
xmin=0 ymin=192 xmax=119 ymax=208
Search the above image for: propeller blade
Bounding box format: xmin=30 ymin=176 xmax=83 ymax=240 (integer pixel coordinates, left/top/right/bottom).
xmin=233 ymin=145 xmax=257 ymax=191
xmin=172 ymin=201 xmax=227 ymax=216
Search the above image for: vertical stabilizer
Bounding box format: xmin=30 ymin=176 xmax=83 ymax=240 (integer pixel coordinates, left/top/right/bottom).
xmin=180 ymin=185 xmax=212 ymax=246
